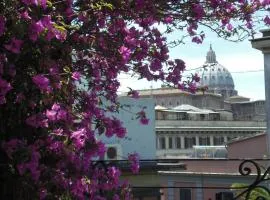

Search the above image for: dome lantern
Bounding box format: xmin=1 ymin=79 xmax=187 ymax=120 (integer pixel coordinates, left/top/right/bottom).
xmin=206 ymin=44 xmax=217 ymax=63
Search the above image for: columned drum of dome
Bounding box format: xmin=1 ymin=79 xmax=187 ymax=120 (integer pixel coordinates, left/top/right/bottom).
xmin=196 ymin=45 xmax=238 ymax=99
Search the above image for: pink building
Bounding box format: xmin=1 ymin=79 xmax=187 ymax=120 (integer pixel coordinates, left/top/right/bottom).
xmin=159 ymin=133 xmax=268 ymax=200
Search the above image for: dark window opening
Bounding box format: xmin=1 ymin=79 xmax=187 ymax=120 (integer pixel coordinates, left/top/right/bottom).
xmin=199 ymin=137 xmax=210 ymax=145
xmin=180 ymin=188 xmax=191 ymax=200
xmin=214 ymin=136 xmax=224 ymax=145
xmin=168 ymin=137 xmax=173 ymax=149
xmin=159 ymin=137 xmax=166 ymax=149
xmin=185 ymin=137 xmax=196 ymax=149
xmin=175 ymin=137 xmax=181 ymax=149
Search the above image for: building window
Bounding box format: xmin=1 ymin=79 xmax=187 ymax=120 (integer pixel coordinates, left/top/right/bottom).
xmin=200 ymin=114 xmax=206 ymax=120
xmin=177 ymin=112 xmax=187 ymax=120
xmin=162 ymin=112 xmax=166 ymax=120
xmin=210 ymin=113 xmax=220 ymax=121
xmin=175 ymin=137 xmax=181 ymax=149
xmin=159 ymin=137 xmax=166 ymax=149
xmin=184 ymin=137 xmax=196 ymax=149
xmin=199 ymin=136 xmax=210 ymax=145
xmin=180 ymin=188 xmax=191 ymax=200
xmin=214 ymin=136 xmax=224 ymax=145
xmin=168 ymin=137 xmax=173 ymax=149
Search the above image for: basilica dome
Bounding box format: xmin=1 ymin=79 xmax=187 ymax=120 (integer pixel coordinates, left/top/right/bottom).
xmin=196 ymin=45 xmax=238 ymax=99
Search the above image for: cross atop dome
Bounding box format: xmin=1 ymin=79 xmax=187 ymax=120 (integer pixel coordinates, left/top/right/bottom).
xmin=206 ymin=44 xmax=217 ymax=64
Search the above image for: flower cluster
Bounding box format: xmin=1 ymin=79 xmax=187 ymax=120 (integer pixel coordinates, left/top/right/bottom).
xmin=137 ymin=110 xmax=150 ymax=125
xmin=128 ymin=153 xmax=140 ymax=174
xmin=0 ymin=0 xmax=269 ymax=199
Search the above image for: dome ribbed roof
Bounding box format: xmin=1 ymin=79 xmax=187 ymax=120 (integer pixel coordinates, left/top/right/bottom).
xmin=196 ymin=45 xmax=237 ymax=98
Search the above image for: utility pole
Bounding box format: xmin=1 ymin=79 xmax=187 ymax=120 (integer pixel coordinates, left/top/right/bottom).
xmin=251 ymin=29 xmax=270 ymax=157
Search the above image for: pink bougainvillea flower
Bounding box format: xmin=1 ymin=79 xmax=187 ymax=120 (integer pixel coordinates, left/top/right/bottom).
xmin=188 ymin=82 xmax=197 ymax=93
xmin=0 ymin=78 xmax=12 ymax=104
xmin=164 ymin=16 xmax=173 ymax=24
xmin=32 ymin=74 xmax=51 ymax=92
xmin=128 ymin=153 xmax=140 ymax=174
xmin=115 ymin=127 xmax=127 ymax=138
xmin=41 ymin=15 xmax=52 ymax=28
xmin=246 ymin=22 xmax=253 ymax=29
xmin=21 ymin=0 xmax=46 ymax=8
xmin=118 ymin=46 xmax=131 ymax=63
xmin=137 ymin=110 xmax=150 ymax=125
xmin=71 ymin=128 xmax=87 ymax=149
xmin=52 ymin=128 xmax=64 ymax=136
xmin=29 ymin=21 xmax=45 ymax=41
xmin=46 ymin=109 xmax=57 ymax=121
xmin=175 ymin=59 xmax=186 ymax=71
xmin=71 ymin=179 xmax=85 ymax=199
xmin=264 ymin=16 xmax=270 ymax=25
xmin=21 ymin=0 xmax=38 ymax=6
xmin=16 ymin=148 xmax=41 ymax=182
xmin=26 ymin=113 xmax=48 ymax=128
xmin=0 ymin=16 xmax=6 ymax=36
xmin=54 ymin=29 xmax=67 ymax=41
xmin=261 ymin=0 xmax=270 ymax=6
xmin=127 ymin=89 xmax=139 ymax=99
xmin=192 ymin=36 xmax=203 ymax=44
xmin=96 ymin=141 xmax=106 ymax=158
xmin=192 ymin=73 xmax=200 ymax=82
xmin=4 ymin=38 xmax=23 ymax=54
xmin=192 ymin=3 xmax=205 ymax=20
xmin=46 ymin=103 xmax=67 ymax=121
xmin=227 ymin=23 xmax=233 ymax=31
xmin=57 ymin=110 xmax=67 ymax=120
xmin=39 ymin=0 xmax=47 ymax=9
xmin=72 ymin=72 xmax=81 ymax=80
xmin=21 ymin=10 xmax=31 ymax=20
xmin=140 ymin=117 xmax=149 ymax=125
xmin=52 ymin=103 xmax=60 ymax=111
xmin=0 ymin=78 xmax=12 ymax=95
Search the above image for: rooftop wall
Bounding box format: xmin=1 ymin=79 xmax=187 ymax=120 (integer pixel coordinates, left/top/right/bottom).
xmin=156 ymin=120 xmax=266 ymax=130
xmin=227 ymin=134 xmax=267 ymax=159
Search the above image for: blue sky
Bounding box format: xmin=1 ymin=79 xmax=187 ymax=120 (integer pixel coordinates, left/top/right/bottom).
xmin=119 ymin=29 xmax=265 ymax=100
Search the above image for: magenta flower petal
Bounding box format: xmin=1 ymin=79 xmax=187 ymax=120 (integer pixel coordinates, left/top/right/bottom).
xmin=4 ymin=38 xmax=23 ymax=54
